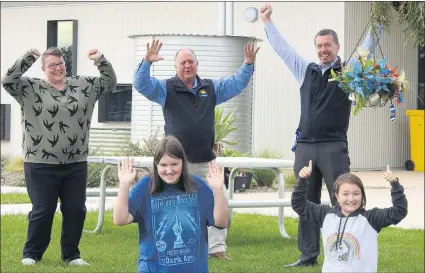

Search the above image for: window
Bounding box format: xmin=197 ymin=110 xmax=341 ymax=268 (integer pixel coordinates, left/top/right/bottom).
xmin=47 ymin=20 xmax=78 ymax=76
xmin=418 ymin=46 xmax=425 ymax=110
xmin=1 ymin=104 xmax=11 ymax=141
xmin=98 ymin=84 xmax=132 ymax=122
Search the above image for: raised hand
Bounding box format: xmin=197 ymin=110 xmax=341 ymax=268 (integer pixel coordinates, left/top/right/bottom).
xmin=299 ymin=160 xmax=313 ymax=179
xmin=206 ymin=161 xmax=224 ymax=190
xmin=259 ymin=4 xmax=273 ymax=22
xmin=384 ymin=165 xmax=397 ymax=183
xmin=29 ymin=48 xmax=41 ymax=59
xmin=117 ymin=157 xmax=137 ymax=186
xmin=244 ymin=43 xmax=260 ymax=64
xmin=87 ymin=49 xmax=102 ymax=61
xmin=145 ymin=39 xmax=164 ymax=63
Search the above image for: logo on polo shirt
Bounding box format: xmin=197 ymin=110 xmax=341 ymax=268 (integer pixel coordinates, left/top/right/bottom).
xmin=198 ymin=89 xmax=208 ymax=98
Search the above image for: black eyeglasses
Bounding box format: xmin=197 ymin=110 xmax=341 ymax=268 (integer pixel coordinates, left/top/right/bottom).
xmin=46 ymin=62 xmax=65 ymax=69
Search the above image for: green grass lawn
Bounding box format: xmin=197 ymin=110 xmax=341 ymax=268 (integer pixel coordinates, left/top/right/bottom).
xmin=1 ymin=212 xmax=423 ymax=272
xmin=1 ymin=193 xmax=31 ymax=204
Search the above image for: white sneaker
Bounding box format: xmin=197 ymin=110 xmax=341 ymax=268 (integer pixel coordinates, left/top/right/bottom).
xmin=21 ymin=258 xmax=38 ymax=265
xmin=69 ymin=258 xmax=90 ymax=266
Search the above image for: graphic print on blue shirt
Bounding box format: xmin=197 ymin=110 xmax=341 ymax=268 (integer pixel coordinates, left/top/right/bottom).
xmin=151 ymin=193 xmax=200 ymax=266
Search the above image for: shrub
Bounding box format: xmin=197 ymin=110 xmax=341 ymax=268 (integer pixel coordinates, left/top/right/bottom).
xmin=87 ymin=163 xmax=120 ymax=188
xmin=250 ymin=179 xmax=258 ymax=188
xmin=120 ymin=128 xmax=161 ymax=156
xmin=1 ymin=171 xmax=25 ymax=187
xmin=249 ymin=148 xmax=283 ymax=187
xmin=4 ymin=157 xmax=24 ymax=173
xmin=251 ymin=170 xmax=275 ymax=187
xmin=1 ymin=154 xmax=9 ymax=184
xmin=87 ymin=163 xmax=150 ymax=188
xmin=222 ymin=148 xmax=249 ymax=158
xmin=89 ymin=146 xmax=105 ymax=156
xmin=1 ymin=154 xmax=9 ymax=169
xmin=283 ymin=171 xmax=296 ymax=190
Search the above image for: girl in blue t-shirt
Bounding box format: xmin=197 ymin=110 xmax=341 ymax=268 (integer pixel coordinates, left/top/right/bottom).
xmin=113 ymin=136 xmax=229 ymax=273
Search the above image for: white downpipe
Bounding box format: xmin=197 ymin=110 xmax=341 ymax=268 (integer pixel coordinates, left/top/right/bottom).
xmin=218 ymin=2 xmax=226 ymax=35
xmin=225 ymin=1 xmax=233 ymax=35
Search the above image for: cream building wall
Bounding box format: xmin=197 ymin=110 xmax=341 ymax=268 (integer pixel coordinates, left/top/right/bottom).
xmin=1 ymin=2 xmax=418 ymax=169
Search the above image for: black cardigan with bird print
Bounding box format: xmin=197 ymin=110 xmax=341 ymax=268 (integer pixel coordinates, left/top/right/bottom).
xmin=1 ymin=51 xmax=117 ymax=164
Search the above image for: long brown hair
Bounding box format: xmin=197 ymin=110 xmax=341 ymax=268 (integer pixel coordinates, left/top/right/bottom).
xmin=149 ymin=136 xmax=195 ymax=194
xmin=335 ymin=173 xmax=367 ymax=208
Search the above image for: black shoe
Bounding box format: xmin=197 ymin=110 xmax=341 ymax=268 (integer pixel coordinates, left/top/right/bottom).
xmin=283 ymin=259 xmax=318 ymax=267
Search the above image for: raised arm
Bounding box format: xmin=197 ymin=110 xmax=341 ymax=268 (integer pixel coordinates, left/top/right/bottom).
xmin=1 ymin=49 xmax=40 ymax=104
xmin=113 ymin=158 xmax=138 ymax=226
xmin=364 ymin=166 xmax=408 ymax=232
xmin=133 ymin=39 xmax=167 ymax=106
xmin=214 ymin=43 xmax=258 ymax=104
xmin=260 ymin=4 xmax=310 ymax=86
xmin=291 ymin=160 xmax=332 ymax=227
xmin=87 ymin=49 xmax=117 ymax=99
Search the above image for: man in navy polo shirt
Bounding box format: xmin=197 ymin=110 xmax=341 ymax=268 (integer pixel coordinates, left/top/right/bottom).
xmin=133 ymin=39 xmax=260 ymax=260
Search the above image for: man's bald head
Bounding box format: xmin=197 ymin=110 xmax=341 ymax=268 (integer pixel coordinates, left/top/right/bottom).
xmin=174 ymin=48 xmax=198 ymax=67
xmin=174 ymin=48 xmax=198 ymax=86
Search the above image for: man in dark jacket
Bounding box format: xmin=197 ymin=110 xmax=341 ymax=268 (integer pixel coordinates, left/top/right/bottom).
xmin=260 ymin=3 xmax=380 ymax=267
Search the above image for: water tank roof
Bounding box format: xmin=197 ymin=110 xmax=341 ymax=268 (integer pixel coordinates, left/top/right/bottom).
xmin=128 ymin=33 xmax=262 ymax=42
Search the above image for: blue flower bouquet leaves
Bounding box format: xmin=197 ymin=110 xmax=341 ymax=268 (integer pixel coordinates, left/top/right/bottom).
xmin=330 ymin=48 xmax=408 ymax=115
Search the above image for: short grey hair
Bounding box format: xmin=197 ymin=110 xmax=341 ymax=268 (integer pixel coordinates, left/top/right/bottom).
xmin=314 ymin=29 xmax=339 ymax=45
xmin=41 ymin=47 xmax=64 ymax=66
xmin=174 ymin=48 xmax=198 ymax=66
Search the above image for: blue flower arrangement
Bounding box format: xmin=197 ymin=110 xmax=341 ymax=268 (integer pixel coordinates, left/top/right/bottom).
xmin=331 ymin=49 xmax=408 ymax=118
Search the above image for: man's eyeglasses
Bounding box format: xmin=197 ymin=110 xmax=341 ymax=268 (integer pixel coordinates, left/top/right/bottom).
xmin=46 ymin=62 xmax=65 ymax=70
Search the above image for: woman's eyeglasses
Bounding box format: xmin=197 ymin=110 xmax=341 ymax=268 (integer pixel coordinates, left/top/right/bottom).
xmin=46 ymin=62 xmax=65 ymax=69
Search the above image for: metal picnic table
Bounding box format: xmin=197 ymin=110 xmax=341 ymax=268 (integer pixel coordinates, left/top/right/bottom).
xmin=86 ymin=156 xmax=300 ymax=238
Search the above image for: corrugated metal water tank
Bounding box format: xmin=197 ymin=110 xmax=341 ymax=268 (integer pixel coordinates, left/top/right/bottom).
xmin=129 ymin=34 xmax=257 ymax=154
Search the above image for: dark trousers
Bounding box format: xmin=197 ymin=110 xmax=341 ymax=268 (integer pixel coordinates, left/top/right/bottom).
xmin=23 ymin=161 xmax=88 ymax=262
xmin=293 ymin=142 xmax=350 ymax=261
